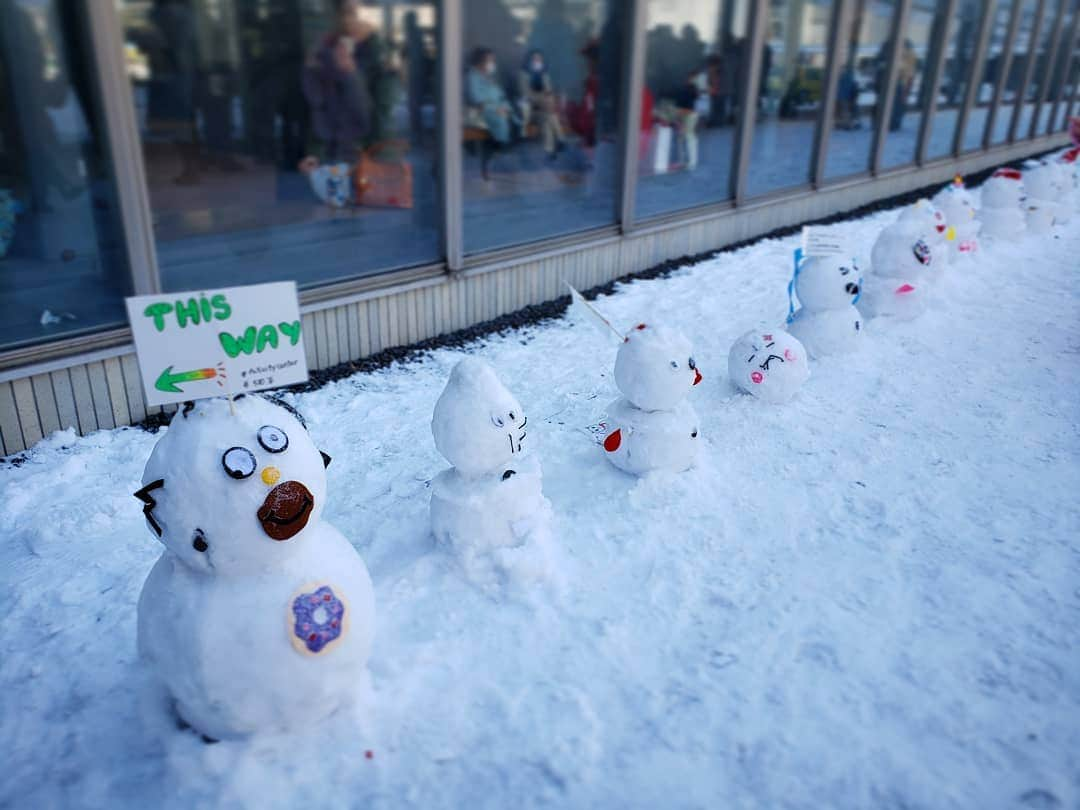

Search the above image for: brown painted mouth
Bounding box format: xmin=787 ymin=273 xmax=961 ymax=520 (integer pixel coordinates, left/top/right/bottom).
xmin=257 ymin=481 xmax=314 ymax=541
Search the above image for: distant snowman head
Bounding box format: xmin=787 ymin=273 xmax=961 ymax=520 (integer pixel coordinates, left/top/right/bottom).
xmin=137 ymin=396 xmax=330 ymax=575
xmin=1024 ymin=163 xmax=1061 ymax=201
xmin=614 ymin=324 xmax=701 ymax=411
xmin=727 ymin=329 xmax=809 ymax=403
xmin=897 ymin=199 xmax=949 ymax=242
xmin=794 ymin=255 xmax=862 ymax=312
xmin=981 ymin=168 xmax=1024 ymax=208
xmin=870 ymin=224 xmax=934 ymax=280
xmin=933 ymin=182 xmax=977 ymax=224
xmin=432 ymin=357 xmax=527 ymax=477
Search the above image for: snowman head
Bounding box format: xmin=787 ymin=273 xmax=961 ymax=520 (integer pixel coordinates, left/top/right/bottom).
xmin=897 ymin=199 xmax=949 ymax=243
xmin=981 ymin=169 xmax=1024 ymax=208
xmin=136 ymin=396 xmax=330 ymax=574
xmin=932 ymin=182 xmax=977 ymax=225
xmin=614 ymin=324 xmax=701 ymax=411
xmin=727 ymin=329 xmax=809 ymax=403
xmin=1024 ymin=163 xmax=1060 ymax=201
xmin=793 ymin=255 xmax=861 ymax=312
xmin=870 ymin=224 xmax=934 ymax=281
xmin=432 ymin=357 xmax=527 ymax=477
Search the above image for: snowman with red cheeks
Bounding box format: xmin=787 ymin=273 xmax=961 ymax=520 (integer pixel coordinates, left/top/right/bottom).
xmin=728 ymin=330 xmax=809 ymax=404
xmin=600 ymin=324 xmax=702 ymax=475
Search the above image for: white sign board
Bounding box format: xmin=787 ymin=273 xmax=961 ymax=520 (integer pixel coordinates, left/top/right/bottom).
xmin=801 ymin=226 xmax=845 ymax=257
xmin=125 ymin=281 xmax=308 ymax=407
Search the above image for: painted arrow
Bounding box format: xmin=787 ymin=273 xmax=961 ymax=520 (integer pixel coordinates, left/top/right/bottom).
xmin=155 ymin=365 xmax=220 ymax=393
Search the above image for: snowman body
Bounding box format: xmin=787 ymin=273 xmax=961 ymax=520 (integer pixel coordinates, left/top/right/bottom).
xmin=430 ymin=358 xmax=552 ymax=560
xmin=932 ymin=183 xmax=981 ymax=258
xmin=979 ymin=170 xmax=1026 ymax=239
xmin=786 ymin=255 xmax=863 ymax=356
xmin=727 ymin=330 xmax=809 ymax=403
xmin=1024 ymin=163 xmax=1065 ymax=232
xmin=864 ymin=224 xmax=933 ymax=320
xmin=136 ymin=397 xmax=375 ymax=740
xmin=896 ymin=200 xmax=951 ymax=269
xmin=600 ymin=325 xmax=702 ymax=475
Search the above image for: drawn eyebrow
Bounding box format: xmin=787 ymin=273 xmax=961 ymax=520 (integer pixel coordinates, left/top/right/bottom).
xmin=134 ymin=478 xmax=166 ymax=537
xmin=765 ymin=342 xmax=775 ymax=348
xmin=747 ymin=353 xmax=756 ymax=363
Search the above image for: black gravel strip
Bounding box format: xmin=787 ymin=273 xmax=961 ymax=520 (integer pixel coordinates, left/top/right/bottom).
xmin=0 ymin=146 xmax=1060 ymax=460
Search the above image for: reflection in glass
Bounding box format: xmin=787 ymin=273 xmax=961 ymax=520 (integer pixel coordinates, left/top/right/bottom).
xmin=961 ymin=0 xmax=1013 ymax=151
xmin=1054 ymin=39 xmax=1079 ymax=131
xmin=634 ymin=0 xmax=749 ymax=219
xmin=1034 ymin=0 xmax=1074 ymax=135
xmin=992 ymin=0 xmax=1037 ymax=143
xmin=119 ymin=0 xmax=440 ymax=292
xmin=1020 ymin=0 xmax=1060 ymax=137
xmin=0 ymin=2 xmax=131 ymax=350
xmin=746 ymin=0 xmax=834 ymax=197
xmin=924 ymin=0 xmax=984 ymax=160
xmin=823 ymin=0 xmax=896 ymax=179
xmin=880 ymin=0 xmax=937 ymax=168
xmin=461 ymin=0 xmax=624 ymax=253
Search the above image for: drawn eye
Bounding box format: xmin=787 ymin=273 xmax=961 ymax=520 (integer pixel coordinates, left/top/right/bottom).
xmin=257 ymin=425 xmax=289 ymax=453
xmin=509 ymin=411 xmax=515 ymax=421
xmin=839 ymin=266 xmax=850 ymax=275
xmin=491 ymin=414 xmax=504 ymax=428
xmin=222 ymin=447 xmax=257 ymax=479
xmin=688 ymin=356 xmax=696 ymax=369
xmin=670 ymin=361 xmax=679 ymax=368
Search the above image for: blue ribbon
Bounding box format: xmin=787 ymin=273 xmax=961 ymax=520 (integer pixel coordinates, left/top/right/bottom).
xmin=786 ymin=247 xmax=804 ymax=324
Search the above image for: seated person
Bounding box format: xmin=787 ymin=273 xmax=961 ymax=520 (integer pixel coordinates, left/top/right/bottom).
xmin=466 ymin=47 xmax=514 ymax=145
xmin=517 ymin=49 xmax=565 ymax=160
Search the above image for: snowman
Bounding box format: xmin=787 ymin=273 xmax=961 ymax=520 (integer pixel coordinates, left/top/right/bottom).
xmin=135 ymin=396 xmax=375 ymax=741
xmin=727 ymin=329 xmax=809 ymax=404
xmin=598 ymin=324 xmax=702 ymax=475
xmin=786 ymin=254 xmax=863 ymax=356
xmin=978 ymin=168 xmax=1026 ymax=240
xmin=430 ymin=358 xmax=553 ymax=583
xmin=863 ymin=222 xmax=934 ymax=320
xmin=1024 ymin=162 xmax=1065 ymax=233
xmin=932 ymin=178 xmax=981 ymax=258
xmin=896 ymin=199 xmax=953 ymax=269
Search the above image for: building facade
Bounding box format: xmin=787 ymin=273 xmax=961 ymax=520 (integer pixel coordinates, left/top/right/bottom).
xmin=0 ymin=0 xmax=1076 ymax=455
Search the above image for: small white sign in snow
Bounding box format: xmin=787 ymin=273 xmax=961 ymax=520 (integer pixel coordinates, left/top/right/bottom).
xmin=801 ymin=226 xmax=844 ymax=257
xmin=125 ymin=281 xmax=308 ymax=407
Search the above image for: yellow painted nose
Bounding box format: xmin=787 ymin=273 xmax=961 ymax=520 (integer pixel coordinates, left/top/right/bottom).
xmin=261 ymin=466 xmax=281 ymax=486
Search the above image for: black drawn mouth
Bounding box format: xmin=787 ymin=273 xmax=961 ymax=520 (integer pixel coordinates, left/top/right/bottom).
xmin=507 ymin=416 xmax=527 ymax=454
xmin=192 ymin=529 xmax=208 ymax=553
xmin=845 ymin=282 xmax=860 ymax=296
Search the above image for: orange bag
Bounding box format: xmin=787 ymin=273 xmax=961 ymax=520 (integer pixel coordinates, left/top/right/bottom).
xmin=353 ymin=140 xmax=414 ymax=209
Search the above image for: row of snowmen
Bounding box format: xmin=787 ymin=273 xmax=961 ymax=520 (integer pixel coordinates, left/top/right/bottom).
xmin=132 ymin=145 xmax=1079 ymax=742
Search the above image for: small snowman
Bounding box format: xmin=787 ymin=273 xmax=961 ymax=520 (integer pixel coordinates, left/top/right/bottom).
xmin=1024 ymin=163 xmax=1064 ymax=233
xmin=430 ymin=358 xmax=554 ymax=584
xmin=896 ymin=199 xmax=953 ymax=269
xmin=786 ymin=254 xmax=863 ymax=356
xmin=599 ymin=324 xmax=703 ymax=475
xmin=727 ymin=330 xmax=809 ymax=404
xmin=978 ymin=168 xmax=1026 ymax=240
xmin=136 ymin=396 xmax=375 ymax=741
xmin=863 ymin=222 xmax=934 ymax=320
xmin=932 ymin=177 xmax=981 ymax=258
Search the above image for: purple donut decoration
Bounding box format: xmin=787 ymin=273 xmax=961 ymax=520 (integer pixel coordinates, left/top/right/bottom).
xmin=290 ymin=585 xmax=346 ymax=654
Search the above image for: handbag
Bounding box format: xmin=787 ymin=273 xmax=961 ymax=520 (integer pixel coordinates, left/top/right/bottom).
xmin=353 ymin=140 xmax=414 ymax=209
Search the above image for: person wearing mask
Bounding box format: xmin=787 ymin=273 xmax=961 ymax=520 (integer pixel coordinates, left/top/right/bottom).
xmin=466 ymin=47 xmax=515 ymax=145
xmin=517 ymin=49 xmax=565 ymax=160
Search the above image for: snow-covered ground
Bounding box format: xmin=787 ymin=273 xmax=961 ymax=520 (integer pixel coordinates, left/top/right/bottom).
xmin=2 ymin=186 xmax=1079 ymax=809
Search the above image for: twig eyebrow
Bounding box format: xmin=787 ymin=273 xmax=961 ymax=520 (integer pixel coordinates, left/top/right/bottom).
xmin=134 ymin=479 xmax=166 ymax=537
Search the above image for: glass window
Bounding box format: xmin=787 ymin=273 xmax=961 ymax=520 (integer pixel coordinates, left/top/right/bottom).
xmin=991 ymin=0 xmax=1037 ymax=143
xmin=959 ymin=0 xmax=1013 ymax=151
xmin=1016 ymin=0 xmax=1058 ymax=137
xmin=746 ymin=0 xmax=833 ymax=198
xmin=461 ymin=0 xmax=624 ymax=254
xmin=634 ymin=0 xmax=750 ymax=219
xmin=119 ymin=0 xmax=440 ymax=293
xmin=0 ymin=1 xmax=132 ymax=351
xmin=823 ymin=0 xmax=896 ymax=179
xmin=924 ymin=0 xmax=983 ymax=160
xmin=881 ymin=0 xmax=938 ymax=169
xmin=1033 ymin=0 xmax=1073 ymax=135
xmin=1055 ymin=38 xmax=1079 ymax=130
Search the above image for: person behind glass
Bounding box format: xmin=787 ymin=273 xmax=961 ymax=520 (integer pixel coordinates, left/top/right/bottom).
xmin=298 ymin=0 xmax=385 ymax=174
xmin=466 ymin=47 xmax=515 ymax=146
xmin=890 ymin=39 xmax=917 ymax=132
xmin=517 ymin=49 xmax=565 ymax=161
xmin=672 ymin=71 xmax=701 ymax=171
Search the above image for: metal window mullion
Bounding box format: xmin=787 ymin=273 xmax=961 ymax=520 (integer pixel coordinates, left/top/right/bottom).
xmin=916 ymin=0 xmax=958 ymax=164
xmin=732 ymin=0 xmax=768 ymax=203
xmin=983 ymin=0 xmax=1024 ymax=147
xmin=812 ymin=0 xmax=851 ymax=184
xmin=1029 ymin=0 xmax=1070 ymax=136
xmin=1009 ymin=0 xmax=1048 ymax=140
xmin=439 ymin=0 xmax=464 ymax=271
xmin=617 ymin=0 xmax=648 ymax=233
xmin=954 ymin=0 xmax=998 ymax=155
xmin=83 ymin=0 xmax=161 ymax=295
xmin=1046 ymin=2 xmax=1080 ymax=129
xmin=871 ymin=0 xmax=912 ymax=173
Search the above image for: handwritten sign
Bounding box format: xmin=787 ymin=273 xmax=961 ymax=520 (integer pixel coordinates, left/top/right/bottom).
xmin=125 ymin=282 xmax=308 ymax=407
xmin=801 ymin=226 xmax=844 ymax=257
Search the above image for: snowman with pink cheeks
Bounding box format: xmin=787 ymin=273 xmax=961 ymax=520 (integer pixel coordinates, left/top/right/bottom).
xmin=727 ymin=330 xmax=809 ymax=404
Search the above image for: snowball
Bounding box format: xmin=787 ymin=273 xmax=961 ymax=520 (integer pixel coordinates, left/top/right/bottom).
xmin=432 ymin=358 xmax=528 ymax=478
xmin=727 ymin=329 xmax=810 ymax=403
xmin=137 ymin=396 xmax=375 ymax=740
xmin=614 ymin=324 xmax=701 ymax=412
xmin=600 ymin=397 xmax=700 ymax=475
xmin=1024 ymin=164 xmax=1061 ymax=202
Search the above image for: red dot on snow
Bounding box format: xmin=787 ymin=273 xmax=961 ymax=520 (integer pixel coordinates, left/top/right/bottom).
xmin=365 ymin=750 xmax=374 ymax=760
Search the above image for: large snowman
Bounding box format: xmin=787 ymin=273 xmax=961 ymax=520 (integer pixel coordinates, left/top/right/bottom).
xmin=597 ymin=324 xmax=702 ymax=475
xmin=430 ymin=358 xmax=553 ymax=582
xmin=727 ymin=329 xmax=810 ymax=404
xmin=978 ymin=168 xmax=1026 ymax=239
xmin=136 ymin=396 xmax=375 ymax=741
xmin=932 ymin=178 xmax=981 ymax=258
xmin=863 ymin=222 xmax=935 ymax=320
xmin=786 ymin=254 xmax=863 ymax=356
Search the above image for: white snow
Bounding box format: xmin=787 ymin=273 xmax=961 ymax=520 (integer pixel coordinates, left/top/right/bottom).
xmin=2 ymin=188 xmax=1080 ymax=809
